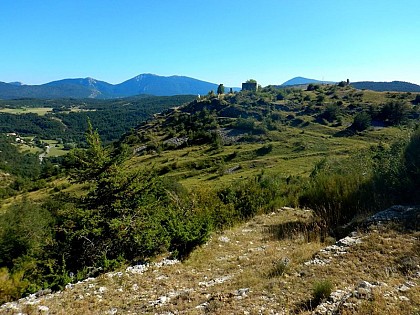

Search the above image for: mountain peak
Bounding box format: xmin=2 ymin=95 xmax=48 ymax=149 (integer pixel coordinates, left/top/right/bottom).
xmin=281 ymin=77 xmax=335 ymax=86
xmin=8 ymin=81 xmax=23 ymax=86
xmin=134 ymin=73 xmax=158 ymax=81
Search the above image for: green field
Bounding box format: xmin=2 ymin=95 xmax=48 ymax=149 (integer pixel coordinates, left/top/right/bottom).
xmin=44 ymin=140 xmax=68 ymax=157
xmin=0 ymin=107 xmax=53 ymax=115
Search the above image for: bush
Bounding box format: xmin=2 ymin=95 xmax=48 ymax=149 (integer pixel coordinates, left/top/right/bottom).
xmin=0 ymin=267 xmax=31 ymax=304
xmin=379 ymin=101 xmax=410 ymax=125
xmin=318 ymin=104 xmax=340 ymax=122
xmin=299 ymin=156 xmax=377 ymax=228
xmin=352 ymin=112 xmax=371 ymax=131
xmin=0 ymin=199 xmax=53 ymax=269
xmin=312 ymin=279 xmax=333 ymax=304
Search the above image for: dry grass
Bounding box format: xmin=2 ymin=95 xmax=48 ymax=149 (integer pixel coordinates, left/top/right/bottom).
xmin=0 ymin=107 xmax=53 ymax=116
xmin=1 ymin=210 xmax=419 ymax=315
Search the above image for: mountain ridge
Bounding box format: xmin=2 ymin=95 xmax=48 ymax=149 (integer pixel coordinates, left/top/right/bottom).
xmin=351 ymin=80 xmax=420 ymax=92
xmin=281 ymin=76 xmax=336 ymax=86
xmin=1 ymin=75 xmax=420 ymax=100
xmin=0 ymin=74 xmax=238 ymax=100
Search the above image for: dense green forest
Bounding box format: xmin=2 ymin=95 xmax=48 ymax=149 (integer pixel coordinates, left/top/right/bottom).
xmin=1 ymin=84 xmax=419 ymax=303
xmin=0 ymin=95 xmax=195 ymax=144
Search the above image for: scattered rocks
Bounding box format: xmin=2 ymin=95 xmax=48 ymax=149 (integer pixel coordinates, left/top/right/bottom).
xmin=224 ymin=165 xmax=241 ymax=175
xmin=198 ymin=275 xmax=232 ymax=287
xmin=234 ymin=288 xmax=250 ymax=299
xmin=314 ymin=279 xmax=418 ymax=314
xmin=126 ymin=263 xmax=150 ymax=274
xmin=38 ymin=305 xmax=49 ymax=313
xmin=305 ymin=234 xmax=362 ymax=266
xmin=366 ymin=205 xmax=420 ymax=228
xmin=107 ymin=307 xmax=118 ymax=314
xmin=279 ymin=206 xmax=295 ymax=211
xmin=218 ymin=236 xmax=231 ymax=243
xmin=133 ymin=145 xmax=147 ymax=154
xmin=163 ymin=137 xmax=189 ymax=148
xmin=149 ymin=295 xmax=171 ymax=307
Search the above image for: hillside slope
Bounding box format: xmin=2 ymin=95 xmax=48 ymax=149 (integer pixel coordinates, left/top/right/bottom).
xmin=1 ymin=84 xmax=419 ymax=312
xmin=2 ymin=207 xmax=418 ymax=314
xmin=351 ymin=81 xmax=420 ymax=92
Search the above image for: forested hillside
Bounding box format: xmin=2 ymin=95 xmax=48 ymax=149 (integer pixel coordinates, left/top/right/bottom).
xmin=351 ymin=80 xmax=420 ymax=92
xmin=0 ymin=95 xmax=195 ymax=144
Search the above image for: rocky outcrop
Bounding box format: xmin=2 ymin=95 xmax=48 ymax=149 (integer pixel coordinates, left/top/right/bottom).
xmin=366 ymin=205 xmax=420 ymax=229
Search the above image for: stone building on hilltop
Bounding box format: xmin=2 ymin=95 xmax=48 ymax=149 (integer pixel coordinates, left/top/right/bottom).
xmin=242 ymin=81 xmax=257 ymax=92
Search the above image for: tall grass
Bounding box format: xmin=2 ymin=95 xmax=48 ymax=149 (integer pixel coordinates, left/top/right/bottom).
xmin=300 ymin=127 xmax=420 ymax=231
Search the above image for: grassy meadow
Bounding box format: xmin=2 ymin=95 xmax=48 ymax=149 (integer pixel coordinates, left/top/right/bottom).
xmin=0 ymin=107 xmax=53 ymax=115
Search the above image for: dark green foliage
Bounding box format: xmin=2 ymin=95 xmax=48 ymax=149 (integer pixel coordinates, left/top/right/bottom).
xmin=217 ymin=84 xmax=225 ymax=95
xmin=65 ymin=120 xmax=128 ymax=183
xmin=165 ymin=205 xmax=212 ymax=259
xmin=299 ymin=155 xmax=377 ymax=229
xmin=0 ymin=199 xmax=54 ymax=301
xmin=318 ymin=104 xmax=340 ymax=122
xmin=0 ymin=199 xmax=53 ymax=269
xmin=0 ymin=95 xmax=195 ymax=144
xmin=306 ymin=84 xmax=316 ymax=91
xmin=256 ymin=143 xmax=273 ymax=156
xmin=219 ymin=173 xmax=288 ymax=219
xmin=352 ymin=112 xmax=371 ymax=131
xmin=0 ymin=135 xmax=55 ymax=198
xmin=379 ymin=100 xmax=410 ymax=125
xmin=233 ymin=116 xmax=267 ymax=135
xmin=369 ymin=141 xmax=408 ymax=205
xmin=234 ymin=117 xmax=256 ymax=130
xmin=312 ymin=280 xmax=333 ymax=305
xmin=0 ymin=113 xmax=65 ymax=138
xmin=0 ymin=135 xmax=41 ymax=179
xmin=413 ymin=94 xmax=420 ymax=105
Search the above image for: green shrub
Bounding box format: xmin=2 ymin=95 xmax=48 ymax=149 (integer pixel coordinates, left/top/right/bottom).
xmin=299 ymin=156 xmax=377 ymax=228
xmin=312 ymin=279 xmax=333 ymax=304
xmin=0 ymin=199 xmax=53 ymax=269
xmin=0 ymin=267 xmax=31 ymax=304
xmin=352 ymin=112 xmax=371 ymax=131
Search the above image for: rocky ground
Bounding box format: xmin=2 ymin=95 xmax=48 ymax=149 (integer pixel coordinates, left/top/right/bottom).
xmin=1 ymin=207 xmax=419 ymax=315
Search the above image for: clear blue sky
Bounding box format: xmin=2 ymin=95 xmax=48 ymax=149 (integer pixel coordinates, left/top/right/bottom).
xmin=1 ymin=0 xmax=419 ymax=86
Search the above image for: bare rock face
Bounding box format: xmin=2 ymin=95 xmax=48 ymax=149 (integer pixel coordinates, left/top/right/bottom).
xmin=366 ymin=205 xmax=420 ymax=229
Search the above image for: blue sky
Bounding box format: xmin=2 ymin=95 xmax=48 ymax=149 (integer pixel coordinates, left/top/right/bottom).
xmin=1 ymin=0 xmax=419 ymax=86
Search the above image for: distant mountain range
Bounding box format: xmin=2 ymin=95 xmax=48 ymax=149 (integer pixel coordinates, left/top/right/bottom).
xmin=1 ymin=75 xmax=419 ymax=100
xmin=0 ymin=74 xmax=238 ymax=100
xmin=281 ymin=77 xmax=336 ymax=86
